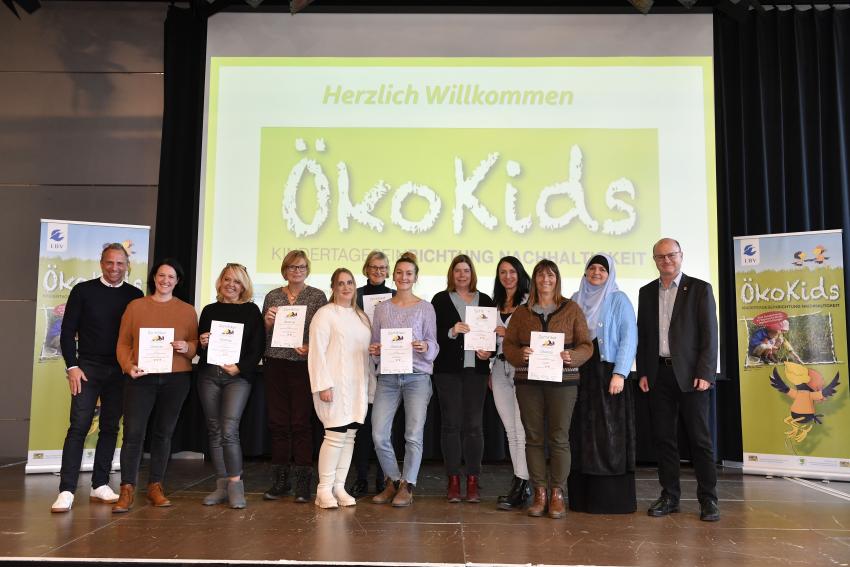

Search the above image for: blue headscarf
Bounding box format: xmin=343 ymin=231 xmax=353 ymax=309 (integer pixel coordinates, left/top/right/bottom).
xmin=571 ymin=253 xmax=618 ymax=340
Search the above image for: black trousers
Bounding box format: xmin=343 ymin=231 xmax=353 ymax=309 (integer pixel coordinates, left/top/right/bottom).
xmin=648 ymin=363 xmax=717 ymax=504
xmin=119 ymin=372 xmax=191 ymax=486
xmin=433 ymin=370 xmax=489 ymax=476
xmin=59 ymin=359 xmax=124 ymax=492
xmin=352 ymin=404 xmax=383 ymax=481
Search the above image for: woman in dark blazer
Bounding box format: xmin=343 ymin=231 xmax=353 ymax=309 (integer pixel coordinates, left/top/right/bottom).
xmin=431 ymin=254 xmax=495 ymax=503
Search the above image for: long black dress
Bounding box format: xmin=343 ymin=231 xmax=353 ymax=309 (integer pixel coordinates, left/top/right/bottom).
xmin=567 ymin=339 xmax=637 ymax=514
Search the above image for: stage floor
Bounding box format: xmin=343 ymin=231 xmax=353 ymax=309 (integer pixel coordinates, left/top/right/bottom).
xmin=0 ymin=458 xmax=848 ymax=566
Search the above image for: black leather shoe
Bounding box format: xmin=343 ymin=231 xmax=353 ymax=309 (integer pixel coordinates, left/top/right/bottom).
xmin=700 ymin=500 xmax=720 ymax=522
xmin=348 ymin=479 xmax=369 ymax=498
xmin=647 ymin=496 xmax=680 ymax=517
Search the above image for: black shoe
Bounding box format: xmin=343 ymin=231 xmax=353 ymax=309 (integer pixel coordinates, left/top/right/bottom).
xmin=263 ymin=465 xmax=291 ymax=500
xmin=497 ymin=476 xmax=522 ymax=506
xmin=647 ymin=496 xmax=680 ymax=517
xmin=375 ymin=476 xmax=386 ymax=494
xmin=498 ymin=478 xmax=531 ymax=511
xmin=348 ymin=479 xmax=369 ymax=498
xmin=293 ymin=465 xmax=313 ymax=503
xmin=699 ymin=500 xmax=720 ymax=522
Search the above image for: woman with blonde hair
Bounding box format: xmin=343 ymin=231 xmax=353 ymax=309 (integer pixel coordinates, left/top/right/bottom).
xmin=196 ymin=263 xmax=265 ymax=508
xmin=308 ymin=268 xmax=373 ymax=508
xmin=262 ymin=250 xmax=327 ymax=503
xmin=368 ymin=252 xmax=438 ymax=507
xmin=503 ymin=259 xmax=592 ymax=519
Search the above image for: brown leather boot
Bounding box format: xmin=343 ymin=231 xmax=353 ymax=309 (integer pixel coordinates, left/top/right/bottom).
xmin=465 ymin=475 xmax=480 ymax=503
xmin=527 ymin=486 xmax=547 ymax=517
xmin=112 ymin=484 xmax=134 ymax=514
xmin=392 ymin=481 xmax=413 ymax=507
xmin=371 ymin=478 xmax=397 ymax=504
xmin=146 ymin=482 xmax=172 ymax=507
xmin=548 ymin=487 xmax=566 ymax=519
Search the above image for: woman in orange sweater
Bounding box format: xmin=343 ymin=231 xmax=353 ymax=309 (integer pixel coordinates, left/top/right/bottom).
xmin=113 ymin=258 xmax=198 ymax=513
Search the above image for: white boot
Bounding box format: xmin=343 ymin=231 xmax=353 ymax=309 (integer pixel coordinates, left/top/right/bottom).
xmin=315 ymin=431 xmax=345 ymax=509
xmin=332 ymin=429 xmax=358 ymax=507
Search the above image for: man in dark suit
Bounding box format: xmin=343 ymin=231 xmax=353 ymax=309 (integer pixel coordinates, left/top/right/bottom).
xmin=637 ymin=238 xmax=720 ymax=522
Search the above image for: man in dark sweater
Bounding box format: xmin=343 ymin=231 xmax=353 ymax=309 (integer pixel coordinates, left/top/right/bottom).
xmin=51 ymin=244 xmax=144 ymax=513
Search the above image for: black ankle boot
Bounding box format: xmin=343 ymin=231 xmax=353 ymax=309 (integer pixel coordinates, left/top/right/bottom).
xmin=293 ymin=465 xmax=313 ymax=503
xmin=497 ymin=476 xmax=523 ymax=507
xmin=263 ymin=464 xmax=291 ymax=500
xmin=499 ymin=478 xmax=531 ymax=510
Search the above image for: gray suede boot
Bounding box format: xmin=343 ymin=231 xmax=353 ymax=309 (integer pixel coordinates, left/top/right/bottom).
xmin=203 ymin=478 xmax=228 ymax=506
xmin=227 ymin=479 xmax=247 ymax=509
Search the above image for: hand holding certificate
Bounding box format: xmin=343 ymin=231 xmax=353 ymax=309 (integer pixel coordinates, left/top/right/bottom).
xmin=271 ymin=305 xmax=307 ymax=348
xmin=137 ymin=327 xmax=175 ymax=374
xmin=527 ymin=331 xmax=565 ymax=382
xmin=464 ymin=306 xmax=497 ymax=351
xmin=207 ymin=320 xmax=244 ymax=366
xmin=380 ymin=328 xmax=413 ymax=375
xmin=363 ymin=293 xmax=392 ymax=323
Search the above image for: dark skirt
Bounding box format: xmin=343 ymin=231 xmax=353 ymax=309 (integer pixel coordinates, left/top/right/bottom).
xmin=567 ymin=340 xmax=636 ymax=514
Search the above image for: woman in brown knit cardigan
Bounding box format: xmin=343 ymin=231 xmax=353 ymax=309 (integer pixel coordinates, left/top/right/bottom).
xmin=503 ymin=259 xmax=592 ymax=519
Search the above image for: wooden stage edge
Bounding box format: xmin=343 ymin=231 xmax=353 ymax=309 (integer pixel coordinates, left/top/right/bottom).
xmin=0 ymin=459 xmax=848 ymax=567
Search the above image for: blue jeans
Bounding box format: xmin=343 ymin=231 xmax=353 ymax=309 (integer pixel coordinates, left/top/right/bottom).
xmin=371 ymin=373 xmax=432 ymax=485
xmin=198 ymin=366 xmax=252 ymax=478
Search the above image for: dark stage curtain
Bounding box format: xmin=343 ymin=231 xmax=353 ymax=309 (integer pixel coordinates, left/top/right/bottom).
xmin=159 ymin=7 xmax=850 ymax=465
xmin=713 ymin=7 xmax=850 ymax=461
xmin=153 ymin=5 xmax=207 ymax=305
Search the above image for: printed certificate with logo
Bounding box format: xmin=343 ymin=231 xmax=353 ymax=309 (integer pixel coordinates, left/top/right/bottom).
xmin=363 ymin=293 xmax=393 ymax=323
xmin=464 ymin=306 xmax=497 ymax=351
xmin=207 ymin=320 xmax=244 ymax=366
xmin=137 ymin=327 xmax=175 ymax=374
xmin=271 ymin=305 xmax=307 ymax=348
xmin=528 ymin=331 xmax=564 ymax=382
xmin=380 ymin=327 xmax=413 ymax=375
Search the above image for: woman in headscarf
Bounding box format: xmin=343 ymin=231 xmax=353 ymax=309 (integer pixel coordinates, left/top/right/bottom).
xmin=567 ymin=254 xmax=638 ymax=514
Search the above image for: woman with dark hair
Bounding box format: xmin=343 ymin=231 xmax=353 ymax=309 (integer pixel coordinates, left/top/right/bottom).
xmin=113 ymin=258 xmax=198 ymax=512
xmin=349 ymin=250 xmax=395 ymax=498
xmin=568 ymin=253 xmax=638 ymax=514
xmin=262 ymin=250 xmax=327 ymax=503
xmin=490 ymin=256 xmax=532 ymax=510
xmin=196 ymin=263 xmax=265 ymax=509
xmin=369 ymin=252 xmax=438 ymax=507
xmin=309 ymin=268 xmax=372 ymax=508
xmin=431 ymin=254 xmax=496 ymax=503
xmin=503 ymin=259 xmax=592 ymax=519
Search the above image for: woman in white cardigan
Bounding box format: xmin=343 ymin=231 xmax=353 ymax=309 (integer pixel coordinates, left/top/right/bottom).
xmin=308 ymin=268 xmax=373 ymax=508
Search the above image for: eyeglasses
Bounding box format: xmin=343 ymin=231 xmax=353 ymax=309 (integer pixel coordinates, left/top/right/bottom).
xmin=653 ymin=252 xmax=681 ymax=262
xmin=367 ymin=265 xmax=388 ymax=272
xmin=287 ymin=265 xmax=308 ymax=272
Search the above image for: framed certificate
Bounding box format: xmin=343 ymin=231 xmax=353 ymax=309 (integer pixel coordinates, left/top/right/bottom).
xmin=207 ymin=320 xmax=244 ymax=366
xmin=137 ymin=327 xmax=174 ymax=374
xmin=380 ymin=327 xmax=413 ymax=375
xmin=527 ymin=331 xmax=564 ymax=382
xmin=271 ymin=305 xmax=307 ymax=348
xmin=464 ymin=306 xmax=497 ymax=351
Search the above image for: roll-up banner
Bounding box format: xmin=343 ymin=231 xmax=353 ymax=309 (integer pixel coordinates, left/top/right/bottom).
xmin=734 ymin=229 xmax=849 ymax=480
xmin=26 ymin=220 xmax=150 ymax=474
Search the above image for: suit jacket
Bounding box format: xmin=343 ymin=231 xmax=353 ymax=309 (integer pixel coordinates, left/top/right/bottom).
xmin=636 ymin=273 xmax=718 ymax=392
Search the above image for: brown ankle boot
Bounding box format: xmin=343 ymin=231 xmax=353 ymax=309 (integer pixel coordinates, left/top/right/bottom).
xmin=391 ymin=481 xmax=413 ymax=507
xmin=527 ymin=486 xmax=547 ymax=517
xmin=465 ymin=475 xmax=480 ymax=503
xmin=447 ymin=475 xmax=461 ymax=503
xmin=372 ymin=478 xmax=397 ymax=504
xmin=112 ymin=484 xmax=135 ymax=514
xmin=146 ymin=482 xmax=172 ymax=507
xmin=548 ymin=487 xmax=566 ymax=519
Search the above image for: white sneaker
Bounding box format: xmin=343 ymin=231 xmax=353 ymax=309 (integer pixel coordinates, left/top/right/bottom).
xmin=90 ymin=485 xmax=120 ymax=503
xmin=51 ymin=491 xmax=74 ymax=513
